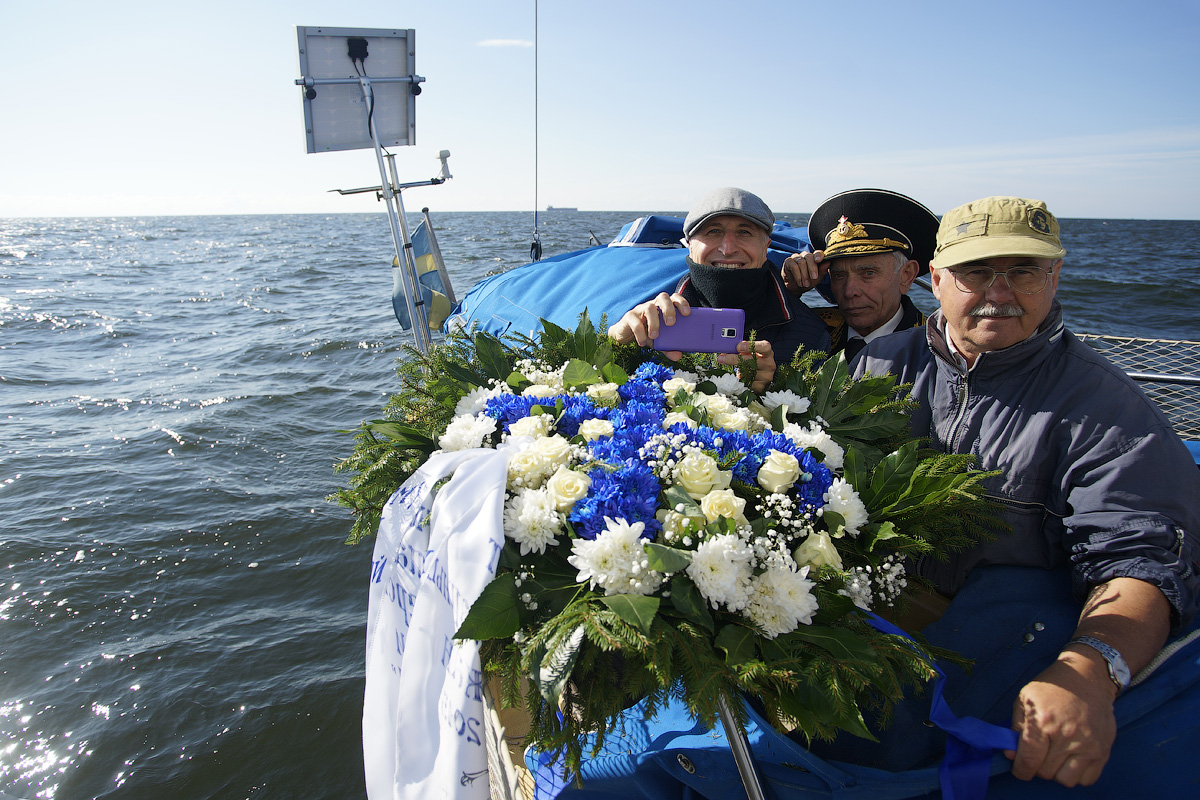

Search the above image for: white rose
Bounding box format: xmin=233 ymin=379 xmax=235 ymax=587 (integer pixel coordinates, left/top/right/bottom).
xmin=712 ymin=409 xmax=751 ymax=432
xmin=757 ymin=450 xmax=801 ymax=493
xmin=700 ymin=488 xmax=747 ymax=524
xmin=656 ymin=508 xmax=705 ymax=542
xmin=662 ymin=411 xmax=698 ymax=430
xmin=698 ymin=394 xmax=736 ymax=416
xmin=661 ymin=377 xmax=696 ymax=406
xmin=533 ymin=434 xmax=573 ymax=467
xmin=507 ymin=447 xmax=551 ymax=487
xmin=586 ymin=382 xmax=620 ymax=403
xmin=675 ymin=451 xmax=731 ymax=500
xmin=578 ymin=418 xmax=614 ymax=441
xmin=545 ymin=466 xmax=592 ymax=512
xmin=793 ymin=531 xmax=843 ymax=570
xmin=522 ymin=383 xmax=559 ymax=398
xmin=509 ymin=414 xmax=554 ymax=438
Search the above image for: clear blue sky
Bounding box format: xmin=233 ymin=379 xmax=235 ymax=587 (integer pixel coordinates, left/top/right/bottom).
xmin=3 ymin=0 xmax=1198 ymax=219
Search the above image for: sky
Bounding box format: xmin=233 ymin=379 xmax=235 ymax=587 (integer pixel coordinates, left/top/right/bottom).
xmin=2 ymin=0 xmax=1199 ymax=219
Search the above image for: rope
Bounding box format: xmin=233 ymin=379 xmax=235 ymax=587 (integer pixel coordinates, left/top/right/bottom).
xmin=530 ymin=0 xmax=542 ymax=262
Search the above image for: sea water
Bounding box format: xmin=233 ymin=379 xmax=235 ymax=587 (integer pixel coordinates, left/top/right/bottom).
xmin=2 ymin=211 xmax=1199 ymax=799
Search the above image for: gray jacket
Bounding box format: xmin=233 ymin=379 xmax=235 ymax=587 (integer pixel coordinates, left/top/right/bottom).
xmin=855 ymin=302 xmax=1200 ymax=629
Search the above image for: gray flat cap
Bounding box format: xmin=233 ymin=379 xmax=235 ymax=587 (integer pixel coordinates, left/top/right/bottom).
xmin=683 ymin=187 xmax=774 ymax=238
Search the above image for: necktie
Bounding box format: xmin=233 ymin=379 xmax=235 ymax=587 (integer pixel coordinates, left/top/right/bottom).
xmin=844 ymin=337 xmax=866 ymax=361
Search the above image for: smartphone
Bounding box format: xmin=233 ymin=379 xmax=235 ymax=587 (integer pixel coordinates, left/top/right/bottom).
xmin=651 ymin=307 xmax=745 ymax=353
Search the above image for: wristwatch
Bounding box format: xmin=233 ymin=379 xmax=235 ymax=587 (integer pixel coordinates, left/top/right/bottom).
xmin=1068 ymin=635 xmax=1131 ymax=695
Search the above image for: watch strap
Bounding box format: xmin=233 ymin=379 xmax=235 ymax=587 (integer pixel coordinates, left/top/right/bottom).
xmin=1068 ymin=635 xmax=1131 ymax=694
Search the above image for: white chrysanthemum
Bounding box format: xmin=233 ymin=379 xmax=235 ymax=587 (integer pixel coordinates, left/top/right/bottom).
xmin=687 ymin=533 xmax=754 ymax=611
xmin=503 ymin=487 xmax=562 ymax=555
xmin=709 ymin=372 xmax=747 ymax=397
xmin=783 ymin=421 xmax=845 ymax=470
xmin=567 ymin=517 xmax=663 ymax=596
xmin=671 ymin=369 xmax=701 ymax=384
xmin=662 ymin=411 xmax=698 ymax=430
xmin=823 ymin=477 xmax=868 ymax=536
xmin=438 ymin=413 xmax=498 ymax=452
xmin=509 ymin=413 xmax=555 ymax=439
xmin=745 ymin=564 xmax=819 ymax=638
xmin=761 ymin=389 xmax=811 ymax=415
xmin=455 ymin=385 xmax=505 ymax=417
xmin=578 ymin=418 xmax=614 ymax=441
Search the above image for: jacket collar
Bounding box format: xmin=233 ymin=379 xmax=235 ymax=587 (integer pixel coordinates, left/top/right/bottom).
xmin=927 ymin=300 xmax=1065 ymax=376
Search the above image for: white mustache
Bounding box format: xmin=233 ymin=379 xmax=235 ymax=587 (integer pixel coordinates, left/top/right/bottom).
xmin=968 ymin=302 xmax=1025 ymax=318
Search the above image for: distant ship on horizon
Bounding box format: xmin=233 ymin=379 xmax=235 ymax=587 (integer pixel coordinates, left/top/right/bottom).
xmin=545 ymin=205 xmax=577 ymax=212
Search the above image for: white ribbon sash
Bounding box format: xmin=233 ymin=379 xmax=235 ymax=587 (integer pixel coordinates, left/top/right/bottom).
xmin=363 ymin=446 xmax=510 ymax=800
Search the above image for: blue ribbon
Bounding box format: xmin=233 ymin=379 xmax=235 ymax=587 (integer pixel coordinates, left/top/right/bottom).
xmin=866 ymin=612 xmax=1019 ymax=800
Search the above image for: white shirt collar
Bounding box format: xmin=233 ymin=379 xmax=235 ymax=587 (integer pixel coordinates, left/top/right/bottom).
xmin=848 ymin=304 xmax=906 ymax=345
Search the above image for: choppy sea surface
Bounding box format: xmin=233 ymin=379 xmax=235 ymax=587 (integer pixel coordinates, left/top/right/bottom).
xmin=2 ymin=211 xmax=1198 ymax=799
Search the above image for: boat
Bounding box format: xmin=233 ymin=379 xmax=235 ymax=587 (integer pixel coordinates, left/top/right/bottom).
xmin=435 ymin=213 xmax=1200 ymax=800
xmin=545 ymin=205 xmax=578 ymax=211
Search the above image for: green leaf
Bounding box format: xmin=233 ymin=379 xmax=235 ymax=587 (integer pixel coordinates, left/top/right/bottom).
xmin=474 ymin=333 xmax=512 ymax=381
xmin=363 ymin=421 xmax=434 ymax=448
xmin=715 ymin=624 xmax=757 ymax=667
xmin=562 ymin=358 xmax=602 ymax=390
xmin=669 ymin=577 xmax=714 ymax=633
xmin=859 ymin=521 xmax=901 ymax=553
xmin=441 ymin=360 xmax=487 ymax=387
xmin=644 ymin=542 xmax=693 ymax=574
xmin=530 ymin=624 xmax=585 ymax=705
xmin=784 ymin=625 xmax=878 ymax=663
xmin=600 ymin=362 xmax=629 ymax=384
xmin=454 ymin=574 xmax=520 ymax=640
xmin=662 ymin=484 xmax=702 ymax=514
xmin=600 ymin=594 xmax=660 ymax=635
xmin=822 ymin=510 xmax=846 ymax=534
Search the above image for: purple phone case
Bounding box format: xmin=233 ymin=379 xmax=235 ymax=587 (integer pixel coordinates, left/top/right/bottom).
xmin=651 ymin=307 xmax=745 ymax=353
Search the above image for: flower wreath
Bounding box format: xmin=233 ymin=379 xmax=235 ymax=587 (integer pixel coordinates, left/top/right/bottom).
xmin=334 ymin=312 xmax=1000 ymax=775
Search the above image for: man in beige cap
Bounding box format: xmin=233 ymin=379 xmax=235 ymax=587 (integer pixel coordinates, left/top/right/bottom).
xmin=846 ymin=197 xmax=1200 ymax=789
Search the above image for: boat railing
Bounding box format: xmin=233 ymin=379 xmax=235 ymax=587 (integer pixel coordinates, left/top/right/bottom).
xmin=1077 ymin=334 xmax=1200 ymax=441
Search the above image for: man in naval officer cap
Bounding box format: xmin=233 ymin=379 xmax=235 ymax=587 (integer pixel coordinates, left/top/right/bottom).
xmin=781 ymin=188 xmax=938 ymax=360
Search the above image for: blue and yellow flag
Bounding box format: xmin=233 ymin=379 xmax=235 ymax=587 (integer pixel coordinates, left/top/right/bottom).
xmin=392 ymin=220 xmax=453 ymax=331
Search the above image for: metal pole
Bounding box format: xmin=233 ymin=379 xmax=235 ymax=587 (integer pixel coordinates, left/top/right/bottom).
xmin=358 ymin=74 xmax=430 ymax=352
xmin=717 ymin=694 xmax=767 ymax=800
xmin=386 ymin=153 xmax=430 ymax=351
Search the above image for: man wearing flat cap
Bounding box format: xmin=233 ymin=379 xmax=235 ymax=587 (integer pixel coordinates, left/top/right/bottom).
xmin=781 ymin=188 xmax=938 ymax=360
xmin=842 ymin=196 xmax=1200 ymax=790
xmin=609 ymin=187 xmax=829 ymax=389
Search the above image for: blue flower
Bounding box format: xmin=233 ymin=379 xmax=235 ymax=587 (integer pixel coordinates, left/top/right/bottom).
xmin=557 ymin=395 xmax=608 ymax=437
xmin=569 ymin=460 xmax=662 ymax=540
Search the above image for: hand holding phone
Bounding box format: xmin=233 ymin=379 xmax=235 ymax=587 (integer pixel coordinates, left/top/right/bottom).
xmin=651 ymin=307 xmax=745 ymax=354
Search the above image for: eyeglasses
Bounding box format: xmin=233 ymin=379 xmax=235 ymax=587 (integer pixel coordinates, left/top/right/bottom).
xmin=943 ymin=265 xmax=1052 ymax=294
